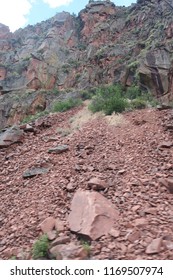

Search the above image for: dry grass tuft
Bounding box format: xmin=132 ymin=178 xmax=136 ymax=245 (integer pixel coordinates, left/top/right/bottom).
xmin=104 ymin=113 xmax=127 ymax=127
xmin=59 ymin=101 xmax=127 ymax=137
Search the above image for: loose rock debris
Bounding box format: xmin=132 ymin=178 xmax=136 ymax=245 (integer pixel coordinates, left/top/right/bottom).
xmin=1 ymin=107 xmax=173 ymax=259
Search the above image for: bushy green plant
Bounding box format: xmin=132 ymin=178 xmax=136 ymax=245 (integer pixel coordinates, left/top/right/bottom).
xmin=80 ymin=90 xmax=93 ymax=100
xmin=104 ymin=94 xmax=128 ymax=115
xmin=125 ymin=85 xmax=141 ymax=100
xmin=130 ymin=98 xmax=147 ymax=109
xmin=32 ymin=234 xmax=49 ymax=259
xmin=88 ymin=95 xmax=105 ymax=113
xmin=88 ymin=84 xmax=128 ymax=115
xmin=142 ymin=91 xmax=159 ymax=107
xmin=81 ymin=241 xmax=91 ymax=255
xmin=52 ymin=98 xmax=82 ymax=112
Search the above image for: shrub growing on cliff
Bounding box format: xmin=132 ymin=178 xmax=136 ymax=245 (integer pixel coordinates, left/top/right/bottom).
xmin=52 ymin=98 xmax=82 ymax=112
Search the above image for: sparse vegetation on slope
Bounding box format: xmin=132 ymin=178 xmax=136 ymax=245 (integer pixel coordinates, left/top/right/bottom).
xmin=88 ymin=84 xmax=159 ymax=115
xmin=32 ymin=234 xmax=49 ymax=260
xmin=52 ymin=98 xmax=82 ymax=112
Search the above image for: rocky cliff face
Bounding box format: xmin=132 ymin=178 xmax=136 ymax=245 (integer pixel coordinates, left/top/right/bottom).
xmin=1 ymin=0 xmax=173 ymax=128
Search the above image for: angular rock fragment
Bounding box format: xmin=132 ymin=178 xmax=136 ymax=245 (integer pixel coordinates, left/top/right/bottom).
xmin=48 ymin=145 xmax=69 ymax=154
xmin=68 ymin=190 xmax=119 ymax=240
xmin=157 ymin=104 xmax=172 ymax=111
xmin=66 ymin=183 xmax=74 ymax=192
xmin=0 ymin=126 xmax=23 ymax=148
xmin=47 ymin=230 xmax=57 ymax=241
xmin=159 ymin=177 xmax=173 ymax=194
xmin=88 ymin=177 xmax=108 ymax=191
xmin=158 ymin=141 xmax=173 ymax=149
xmin=51 ymin=236 xmax=70 ymax=247
xmin=133 ymin=218 xmax=148 ymax=228
xmin=109 ymin=228 xmax=120 ymax=238
xmin=34 ymin=118 xmax=51 ymax=128
xmin=55 ymin=219 xmax=65 ymax=232
xmin=164 ymin=177 xmax=173 ymax=194
xmin=20 ymin=124 xmax=35 ymax=132
xmin=144 ymin=207 xmax=157 ymax=215
xmin=146 ymin=238 xmax=162 ymax=254
xmin=23 ymin=167 xmax=50 ymax=178
xmin=127 ymin=230 xmax=141 ymax=243
xmin=40 ymin=217 xmax=55 ymax=234
xmin=50 ymin=243 xmax=89 ymax=260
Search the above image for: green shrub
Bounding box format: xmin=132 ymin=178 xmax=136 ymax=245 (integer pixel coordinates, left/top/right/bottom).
xmin=88 ymin=95 xmax=105 ymax=113
xmin=141 ymin=92 xmax=159 ymax=107
xmin=130 ymin=98 xmax=147 ymax=109
xmin=125 ymin=87 xmax=159 ymax=108
xmin=88 ymin=84 xmax=159 ymax=114
xmin=125 ymin=85 xmax=141 ymax=100
xmin=103 ymin=94 xmax=128 ymax=115
xmin=88 ymin=84 xmax=128 ymax=115
xmin=52 ymin=98 xmax=82 ymax=112
xmin=81 ymin=241 xmax=91 ymax=255
xmin=80 ymin=90 xmax=93 ymax=100
xmin=32 ymin=234 xmax=49 ymax=259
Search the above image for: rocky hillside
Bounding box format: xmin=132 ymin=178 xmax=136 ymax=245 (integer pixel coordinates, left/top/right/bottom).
xmin=0 ymin=0 xmax=173 ymax=128
xmin=1 ymin=103 xmax=173 ymax=260
xmin=1 ymin=1 xmax=173 ymax=260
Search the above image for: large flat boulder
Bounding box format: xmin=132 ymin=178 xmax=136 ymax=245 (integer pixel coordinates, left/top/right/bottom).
xmin=68 ymin=190 xmax=119 ymax=240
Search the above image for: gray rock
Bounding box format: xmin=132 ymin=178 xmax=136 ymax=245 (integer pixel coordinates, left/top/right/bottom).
xmin=48 ymin=145 xmax=69 ymax=154
xmin=23 ymin=167 xmax=50 ymax=178
xmin=0 ymin=126 xmax=23 ymax=148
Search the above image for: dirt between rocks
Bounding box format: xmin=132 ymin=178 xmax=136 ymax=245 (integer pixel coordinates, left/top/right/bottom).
xmin=1 ymin=104 xmax=173 ymax=260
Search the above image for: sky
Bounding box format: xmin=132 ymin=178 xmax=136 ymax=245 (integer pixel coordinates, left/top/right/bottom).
xmin=0 ymin=0 xmax=136 ymax=32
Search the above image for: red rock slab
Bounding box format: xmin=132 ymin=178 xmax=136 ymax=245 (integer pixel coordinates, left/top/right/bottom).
xmin=68 ymin=190 xmax=119 ymax=240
